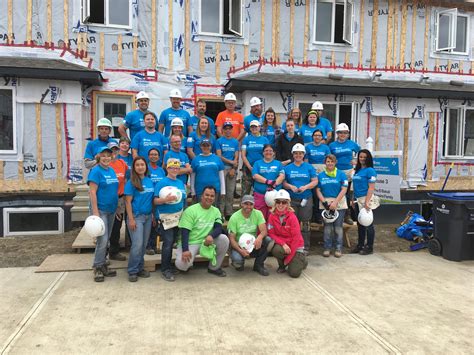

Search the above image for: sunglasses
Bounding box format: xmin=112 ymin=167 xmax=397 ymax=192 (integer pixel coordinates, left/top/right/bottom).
xmin=275 ymin=200 xmax=289 ymax=205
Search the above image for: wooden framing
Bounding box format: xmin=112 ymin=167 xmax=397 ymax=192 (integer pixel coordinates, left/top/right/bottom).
xmin=152 ymin=0 xmax=157 ymax=69
xmin=27 ymin=0 xmax=32 ymax=43
xmin=393 ymin=0 xmax=399 ymax=67
xmin=118 ymin=34 xmax=123 ymax=67
xmin=215 ymin=43 xmax=221 ymax=83
xmin=47 ymin=0 xmax=52 ymax=44
xmin=133 ymin=36 xmax=138 ymax=68
xmin=230 ymin=44 xmax=235 ymax=69
xmin=426 ymin=112 xmax=435 ymax=181
xmin=55 ymin=104 xmax=63 ymax=180
xmin=399 ymin=0 xmax=408 ymax=69
xmin=63 ymin=0 xmax=68 ymax=44
xmin=423 ymin=4 xmax=430 ymax=71
xmin=303 ymin=0 xmax=310 ymax=63
xmin=386 ymin=0 xmax=394 ymax=69
xmin=410 ymin=0 xmax=418 ymax=70
xmin=394 ymin=118 xmax=400 ymax=150
xmin=358 ymin=0 xmax=365 ymax=67
xmin=7 ymin=0 xmax=12 ymax=44
xmin=403 ymin=118 xmax=410 ymax=180
xmin=35 ymin=103 xmax=43 ymax=181
xmin=100 ymin=33 xmax=105 ymax=71
xmin=375 ymin=117 xmax=381 ymax=151
xmin=370 ymin=0 xmax=379 ymax=68
xmin=199 ymin=41 xmax=204 ymax=72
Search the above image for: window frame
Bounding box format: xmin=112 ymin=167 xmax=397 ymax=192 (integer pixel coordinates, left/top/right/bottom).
xmin=0 ymin=87 xmax=17 ymax=155
xmin=312 ymin=0 xmax=354 ymax=46
xmin=3 ymin=207 xmax=64 ymax=237
xmin=443 ymin=106 xmax=474 ymax=159
xmin=81 ymin=0 xmax=133 ymax=30
xmin=199 ymin=0 xmax=244 ymax=38
xmin=435 ymin=8 xmax=470 ymax=55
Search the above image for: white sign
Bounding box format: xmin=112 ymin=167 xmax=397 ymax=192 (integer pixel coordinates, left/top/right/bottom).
xmin=373 ymin=152 xmax=401 ymax=203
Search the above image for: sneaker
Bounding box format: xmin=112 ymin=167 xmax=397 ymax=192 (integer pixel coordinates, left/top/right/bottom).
xmin=344 ymin=216 xmax=354 ymax=225
xmin=128 ymin=274 xmax=138 ymax=282
xmin=100 ymin=265 xmax=117 ymax=277
xmin=137 ymin=270 xmax=150 ymax=278
xmin=208 ymin=268 xmax=227 ymax=277
xmin=253 ymin=265 xmax=270 ymax=276
xmin=231 ymin=262 xmax=244 ymax=271
xmin=334 ymin=250 xmax=342 ymax=258
xmin=109 ymin=253 xmax=126 ymax=261
xmin=93 ymin=267 xmax=104 ymax=282
xmin=323 ymin=250 xmax=330 ymax=257
xmin=359 ymin=246 xmax=373 ymax=255
xmin=145 ymin=248 xmax=155 ymax=255
xmin=350 ymin=245 xmax=363 ymax=254
xmin=161 ymin=270 xmax=175 ymax=282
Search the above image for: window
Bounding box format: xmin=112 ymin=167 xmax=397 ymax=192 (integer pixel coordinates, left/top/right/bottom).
xmin=200 ymin=0 xmax=243 ymax=37
xmin=0 ymin=88 xmax=16 ymax=155
xmin=443 ymin=107 xmax=474 ymax=158
xmin=313 ymin=0 xmax=354 ymax=45
xmin=82 ymin=0 xmax=132 ymax=28
xmin=96 ymin=94 xmax=132 ymax=138
xmin=3 ymin=207 xmax=64 ymax=237
xmin=435 ymin=9 xmax=469 ymax=54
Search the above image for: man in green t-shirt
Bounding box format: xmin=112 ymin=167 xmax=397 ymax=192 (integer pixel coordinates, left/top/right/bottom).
xmin=227 ymin=195 xmax=271 ymax=276
xmin=176 ymin=186 xmax=229 ymax=276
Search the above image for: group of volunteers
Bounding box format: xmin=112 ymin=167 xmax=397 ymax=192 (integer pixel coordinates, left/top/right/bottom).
xmin=84 ymin=89 xmax=378 ymax=283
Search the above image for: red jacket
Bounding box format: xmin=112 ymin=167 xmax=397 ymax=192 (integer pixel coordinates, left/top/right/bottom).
xmin=267 ymin=211 xmax=304 ymax=265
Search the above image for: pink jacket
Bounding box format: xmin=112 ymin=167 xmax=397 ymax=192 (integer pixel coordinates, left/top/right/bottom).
xmin=267 ymin=211 xmax=304 ymax=265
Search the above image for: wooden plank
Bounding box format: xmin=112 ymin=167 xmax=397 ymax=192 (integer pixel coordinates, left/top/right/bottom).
xmin=168 ymin=0 xmax=173 ymax=70
xmin=133 ymin=35 xmax=138 ymax=68
xmin=386 ymin=0 xmax=393 ymax=68
xmin=47 ymin=0 xmax=52 ymax=44
xmin=375 ymin=117 xmax=381 ymax=151
xmin=399 ymin=0 xmax=408 ymax=69
xmin=426 ymin=112 xmax=435 ymax=180
xmin=56 ymin=104 xmax=63 ymax=180
xmin=117 ymin=34 xmax=123 ymax=67
xmin=184 ymin=0 xmax=189 ymax=70
xmin=394 ymin=118 xmax=400 ymax=150
xmin=423 ymin=4 xmax=430 ymax=71
xmin=230 ymin=44 xmax=235 ymax=69
xmin=289 ymin=0 xmax=294 ymax=61
xmin=271 ymin=0 xmax=277 ymax=59
xmin=403 ymin=118 xmax=409 ymax=180
xmin=199 ymin=41 xmax=204 ymax=72
xmin=0 ymin=179 xmax=69 ymax=192
xmin=260 ymin=0 xmax=265 ymax=58
xmin=370 ymin=0 xmax=379 ymax=68
xmin=152 ymin=0 xmax=157 ymax=68
xmin=7 ymin=0 xmax=12 ymax=44
xmin=100 ymin=33 xmax=105 ymax=71
xmin=244 ymin=45 xmax=249 ymax=64
xmin=215 ymin=42 xmax=220 ymax=83
xmin=36 ymin=253 xmax=129 ymax=273
xmin=393 ymin=0 xmax=398 ymax=67
xmin=27 ymin=0 xmax=32 ymax=42
xmin=410 ymin=0 xmax=417 ymax=70
xmin=417 ymin=177 xmax=474 ymax=191
xmin=303 ymin=0 xmax=310 ymax=63
xmin=35 ymin=104 xmax=43 ymax=180
xmin=63 ymin=0 xmax=68 ymax=44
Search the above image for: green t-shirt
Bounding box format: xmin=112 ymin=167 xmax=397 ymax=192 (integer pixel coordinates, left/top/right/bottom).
xmin=227 ymin=208 xmax=265 ymax=242
xmin=178 ymin=203 xmax=222 ymax=245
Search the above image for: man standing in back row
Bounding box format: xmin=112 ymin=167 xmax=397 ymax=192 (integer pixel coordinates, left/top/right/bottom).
xmin=118 ymin=91 xmax=152 ymax=142
xmin=159 ymin=89 xmax=192 ymax=137
xmin=215 ymin=93 xmax=245 ymax=141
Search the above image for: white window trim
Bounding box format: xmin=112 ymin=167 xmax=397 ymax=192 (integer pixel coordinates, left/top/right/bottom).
xmin=443 ymin=106 xmax=474 ymax=160
xmin=3 ymin=207 xmax=64 ymax=237
xmin=81 ymin=0 xmax=132 ymax=30
xmin=435 ymin=9 xmax=470 ymax=56
xmin=198 ymin=0 xmax=244 ymax=38
xmin=312 ymin=0 xmax=354 ymax=46
xmin=0 ymin=87 xmax=17 ymax=156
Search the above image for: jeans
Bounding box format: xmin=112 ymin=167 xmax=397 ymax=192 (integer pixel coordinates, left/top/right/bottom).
xmin=354 ymin=203 xmax=375 ymax=248
xmin=323 ymin=209 xmax=346 ymax=251
xmin=146 ymin=221 xmax=162 ymax=250
xmin=175 ymin=234 xmax=229 ymax=271
xmin=93 ymin=210 xmax=115 ymax=268
xmin=220 ymin=167 xmax=237 ymax=216
xmin=290 ymin=196 xmax=313 ymax=250
xmin=230 ymin=236 xmax=271 ymax=267
xmin=161 ymin=226 xmax=179 ymax=273
xmin=127 ymin=214 xmax=152 ymax=275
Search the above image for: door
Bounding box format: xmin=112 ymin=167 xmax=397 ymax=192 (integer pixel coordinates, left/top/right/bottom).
xmin=97 ymin=95 xmax=133 ymax=138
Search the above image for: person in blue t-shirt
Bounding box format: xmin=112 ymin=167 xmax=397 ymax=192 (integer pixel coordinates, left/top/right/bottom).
xmin=131 ymin=112 xmax=168 ymax=165
xmin=311 ymin=101 xmax=333 ymax=142
xmin=351 ymin=149 xmax=377 ymax=255
xmin=282 ymin=107 xmax=302 ymax=134
xmin=216 ymin=122 xmax=240 ymax=219
xmin=190 ymin=139 xmax=225 ymax=205
xmin=189 ymin=99 xmax=216 ymax=135
xmin=124 ymin=157 xmax=155 ymax=282
xmin=283 ymin=143 xmax=318 ymax=254
xmin=300 ymin=110 xmax=329 ymax=144
xmin=316 ymin=154 xmax=349 ymax=258
xmin=163 ymin=135 xmax=192 ymax=185
xmin=169 ymin=118 xmax=188 ymax=153
xmin=158 ymin=89 xmax=192 ymax=137
xmin=243 ymin=97 xmax=263 ymax=133
xmin=241 ymin=120 xmax=269 ymax=195
xmin=84 ymin=118 xmax=115 ymax=169
xmin=329 ymin=123 xmax=361 ymax=225
xmin=118 ymin=91 xmax=153 ymax=142
xmin=252 ymin=144 xmax=285 ymax=220
xmin=305 ymin=129 xmax=331 ymax=173
xmin=87 ymin=146 xmax=119 ymax=282
xmin=117 ymin=136 xmax=133 ymax=172
xmin=153 ymin=159 xmax=187 ymax=281
xmin=187 ymin=117 xmax=216 ymax=161
xmin=261 ymin=107 xmax=282 ymax=147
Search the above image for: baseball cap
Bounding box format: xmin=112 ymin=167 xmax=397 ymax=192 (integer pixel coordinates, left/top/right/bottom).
xmin=223 ymin=121 xmax=233 ymax=129
xmin=107 ymin=141 xmax=119 ymax=150
xmin=250 ymin=120 xmax=260 ymax=127
xmin=200 ymin=138 xmax=211 ymax=146
xmin=98 ymin=146 xmax=113 ymax=154
xmin=166 ymin=159 xmax=181 ymax=168
xmin=241 ymin=195 xmax=255 ymax=204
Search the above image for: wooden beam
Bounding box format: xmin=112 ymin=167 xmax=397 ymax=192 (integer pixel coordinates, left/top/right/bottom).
xmin=424 ymin=4 xmax=430 ymax=71
xmin=56 ymin=104 xmax=63 ymax=180
xmin=394 ymin=118 xmax=400 ymax=150
xmin=215 ymin=42 xmax=220 ymax=83
xmin=427 ymin=112 xmax=435 ymax=181
xmin=370 ymin=0 xmax=379 ymax=68
xmin=47 ymin=0 xmax=52 ymax=44
xmin=0 ymin=160 xmax=3 ymax=181
xmin=393 ymin=0 xmax=399 ymax=67
xmin=244 ymin=45 xmax=249 ymax=65
xmin=403 ymin=118 xmax=410 ymax=180
xmin=399 ymin=0 xmax=408 ymax=69
xmin=199 ymin=41 xmax=204 ymax=72
xmin=36 ymin=104 xmax=43 ymax=180
xmin=275 ymin=0 xmax=280 ymax=60
xmin=7 ymin=0 xmax=13 ymax=44
xmin=230 ymin=44 xmax=235 ymax=69
xmin=168 ymin=0 xmax=173 ymax=70
xmin=27 ymin=0 xmax=33 ymax=43
xmin=386 ymin=0 xmax=394 ymax=69
xmin=271 ymin=0 xmax=277 ymax=59
xmin=0 ymin=179 xmax=70 ymax=193
xmin=63 ymin=0 xmax=69 ymax=44
xmin=133 ymin=36 xmax=138 ymax=68
xmin=303 ymin=0 xmax=310 ymax=63
xmin=118 ymin=34 xmax=123 ymax=67
xmin=410 ymin=0 xmax=417 ymax=70
xmin=375 ymin=117 xmax=381 ymax=151
xmin=100 ymin=33 xmax=105 ymax=71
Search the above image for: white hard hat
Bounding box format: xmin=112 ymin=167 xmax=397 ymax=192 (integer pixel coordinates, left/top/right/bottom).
xmin=158 ymin=186 xmax=183 ymax=204
xmin=274 ymin=189 xmax=291 ymax=201
xmin=238 ymin=233 xmax=256 ymax=253
xmin=311 ymin=101 xmax=324 ymax=110
xmin=336 ymin=123 xmax=350 ymax=132
xmin=264 ymin=189 xmax=278 ymax=207
xmin=249 ymin=120 xmax=260 ymax=127
xmin=169 ymin=89 xmax=182 ymax=98
xmin=171 ymin=118 xmax=184 ymax=127
xmin=291 ymin=143 xmax=306 ymax=153
xmin=358 ymin=208 xmax=374 ymax=227
xmin=224 ymin=93 xmax=237 ymax=101
xmin=96 ymin=117 xmax=113 ymax=128
xmin=250 ymin=97 xmax=262 ymax=106
xmin=136 ymin=91 xmax=150 ymax=101
xmin=321 ymin=209 xmax=339 ymax=224
xmin=84 ymin=215 xmax=105 ymax=238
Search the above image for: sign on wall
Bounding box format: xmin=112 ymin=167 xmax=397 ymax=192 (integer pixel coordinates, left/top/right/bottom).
xmin=373 ymin=152 xmax=402 ymax=203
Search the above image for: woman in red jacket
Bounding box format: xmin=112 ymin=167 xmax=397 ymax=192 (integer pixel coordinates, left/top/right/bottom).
xmin=267 ymin=189 xmax=308 ymax=278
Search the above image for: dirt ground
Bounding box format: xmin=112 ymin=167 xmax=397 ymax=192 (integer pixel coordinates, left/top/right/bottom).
xmin=0 ymin=224 xmax=414 ymax=268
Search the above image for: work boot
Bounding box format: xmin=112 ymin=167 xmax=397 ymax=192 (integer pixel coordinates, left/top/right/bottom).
xmin=128 ymin=274 xmax=138 ymax=282
xmin=359 ymin=246 xmax=373 ymax=255
xmin=207 ymin=268 xmax=227 ymax=277
xmin=253 ymin=264 xmax=269 ymax=276
xmin=100 ymin=265 xmax=117 ymax=277
xmin=93 ymin=267 xmax=104 ymax=282
xmin=161 ymin=270 xmax=175 ymax=282
xmin=137 ymin=269 xmax=150 ymax=278
xmin=109 ymin=253 xmax=126 ymax=261
xmin=350 ymin=245 xmax=363 ymax=254
xmin=334 ymin=250 xmax=342 ymax=258
xmin=145 ymin=248 xmax=155 ymax=255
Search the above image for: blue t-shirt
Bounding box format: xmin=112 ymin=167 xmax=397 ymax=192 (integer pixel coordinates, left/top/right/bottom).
xmin=319 ymin=117 xmax=333 ymax=135
xmin=252 ymin=159 xmax=284 ymax=194
xmin=261 ymin=125 xmax=280 ymax=147
xmin=154 ymin=177 xmax=187 ymax=217
xmin=317 ymin=169 xmax=349 ymax=198
xmin=148 ymin=164 xmax=166 ymax=186
xmin=242 ymin=135 xmax=269 ymax=165
xmin=243 ymin=113 xmax=262 ymax=133
xmin=186 ymin=132 xmax=216 ymax=157
xmin=130 ymin=130 xmax=168 ymax=165
xmin=353 ymin=167 xmax=377 ymax=198
xmin=159 ymin=107 xmax=191 ymax=137
xmin=306 ymin=143 xmax=331 ymax=164
xmin=282 ymin=121 xmax=300 ymax=134
xmin=189 ymin=115 xmax=216 ymax=135
xmin=118 ymin=154 xmax=133 ymax=170
xmin=123 ymin=109 xmax=158 ymax=141
xmin=283 ymin=162 xmax=317 ymax=199
xmin=300 ymin=124 xmax=328 ymax=144
xmin=124 ymin=177 xmax=155 ymax=216
xmin=216 ymin=136 xmax=240 ymax=167
xmin=329 ymin=140 xmax=361 ymax=170
xmin=191 ymin=154 xmax=224 ymax=197
xmin=163 ymin=150 xmax=190 ymax=185
xmin=87 ymin=165 xmax=119 ymax=213
xmin=84 ymin=137 xmax=113 ymax=160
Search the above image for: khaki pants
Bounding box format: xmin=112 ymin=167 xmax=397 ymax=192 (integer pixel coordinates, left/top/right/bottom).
xmin=220 ymin=167 xmax=237 ymax=216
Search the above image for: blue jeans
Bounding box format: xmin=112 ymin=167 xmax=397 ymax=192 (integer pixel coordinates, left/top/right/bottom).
xmin=354 ymin=203 xmax=375 ymax=248
xmin=127 ymin=214 xmax=152 ymax=275
xmin=93 ymin=210 xmax=115 ymax=268
xmin=161 ymin=226 xmax=179 ymax=273
xmin=323 ymin=209 xmax=346 ymax=251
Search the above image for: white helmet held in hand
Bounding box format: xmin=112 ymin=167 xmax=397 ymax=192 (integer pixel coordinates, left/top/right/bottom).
xmin=224 ymin=93 xmax=237 ymax=101
xmin=291 ymin=143 xmax=306 ymax=153
xmin=159 ymin=186 xmax=183 ymax=204
xmin=321 ymin=209 xmax=339 ymax=224
xmin=335 ymin=123 xmax=350 ymax=132
xmin=84 ymin=215 xmax=105 ymax=238
xmin=274 ymin=189 xmax=291 ymax=201
xmin=311 ymin=101 xmax=324 ymax=110
xmin=358 ymin=208 xmax=374 ymax=227
xmin=96 ymin=117 xmax=113 ymax=128
xmin=169 ymin=89 xmax=182 ymax=98
xmin=136 ymin=91 xmax=150 ymax=101
xmin=238 ymin=233 xmax=256 ymax=253
xmin=264 ymin=189 xmax=278 ymax=207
